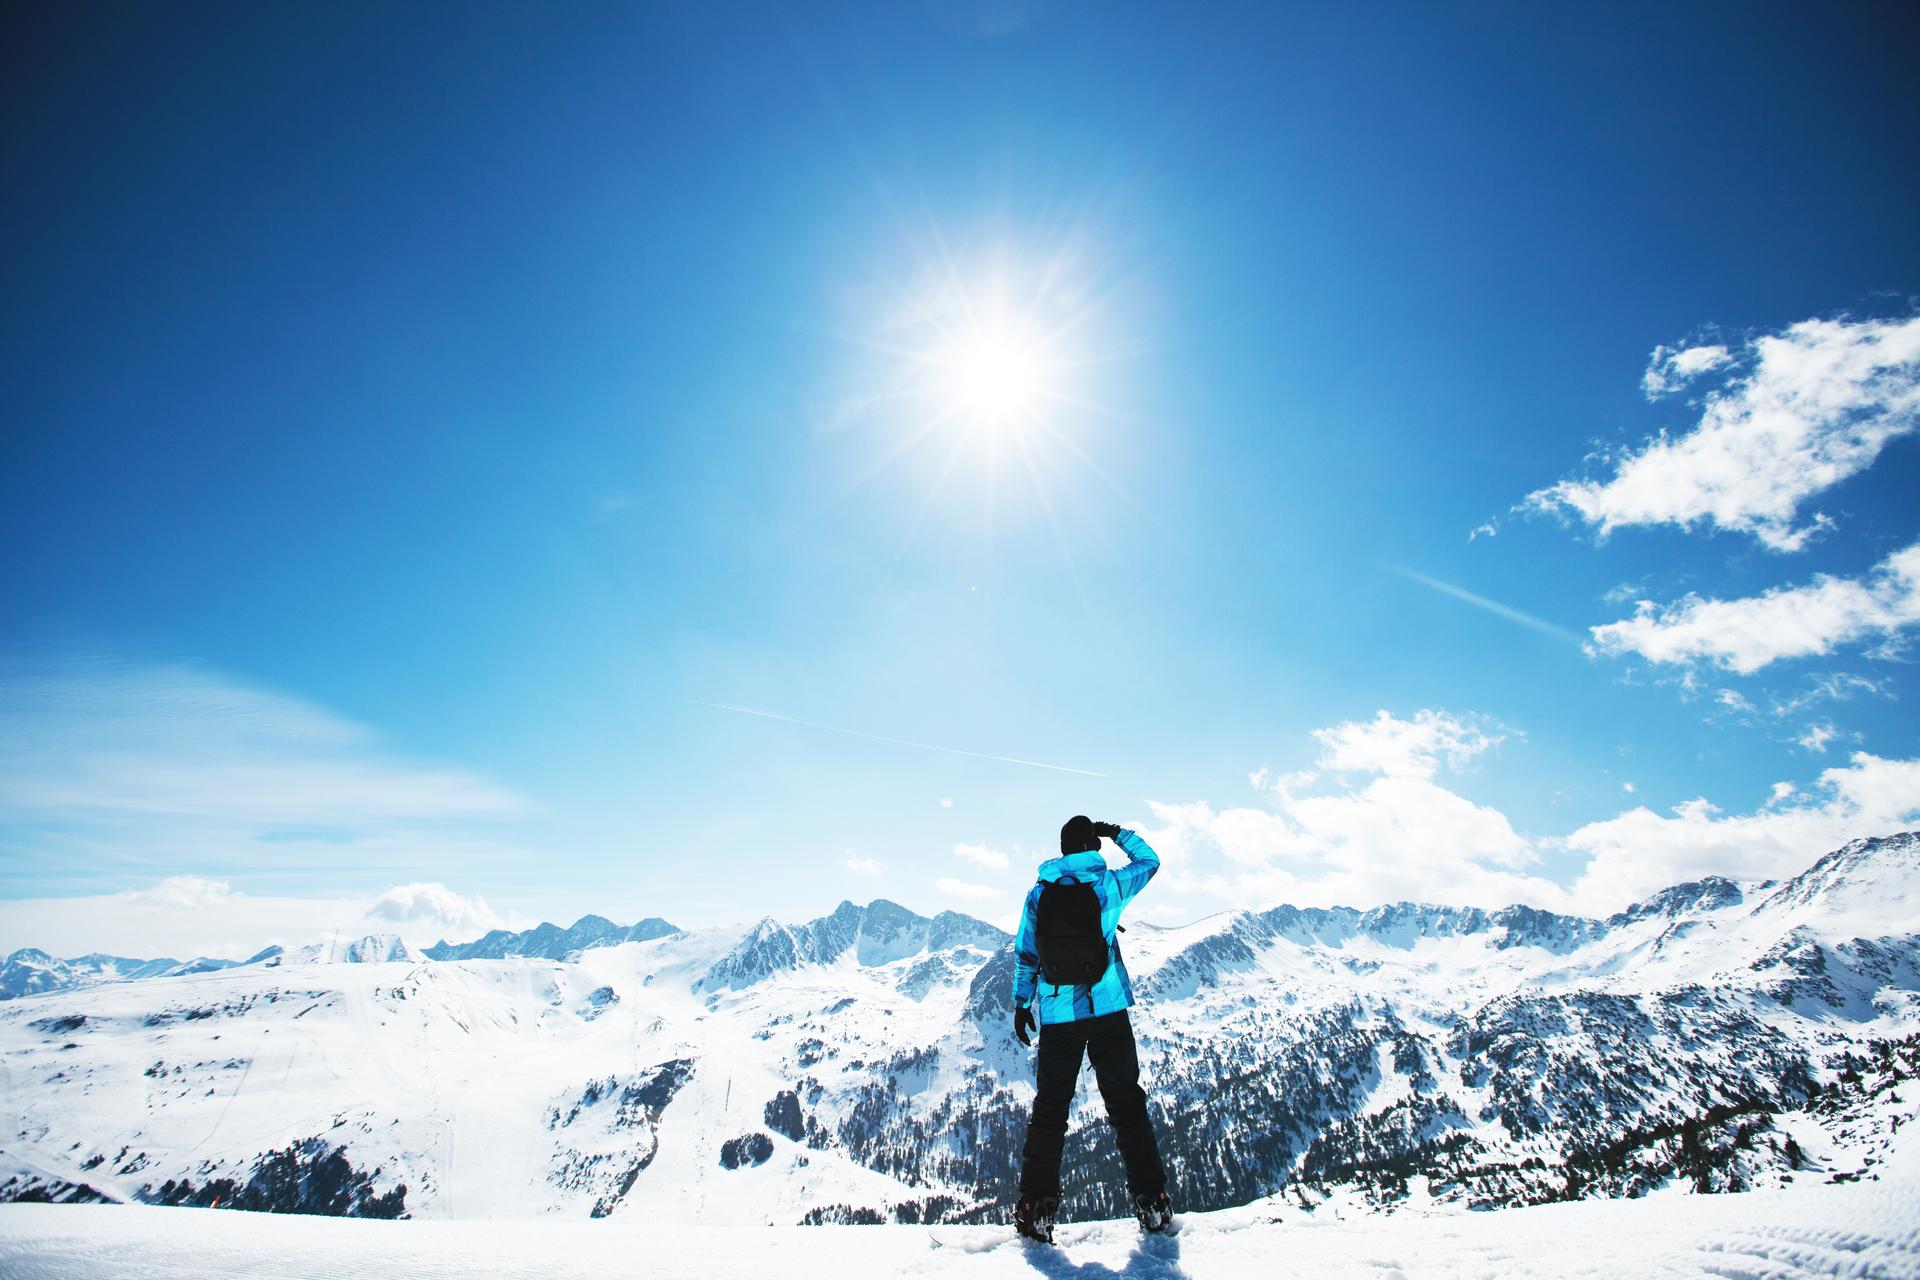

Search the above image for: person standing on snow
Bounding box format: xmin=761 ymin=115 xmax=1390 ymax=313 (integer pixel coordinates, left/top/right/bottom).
xmin=1010 ymin=815 xmax=1171 ymax=1244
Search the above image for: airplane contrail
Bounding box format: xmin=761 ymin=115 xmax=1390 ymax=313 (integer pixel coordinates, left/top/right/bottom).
xmin=680 ymin=699 xmax=1108 ymax=777
xmin=1384 ymin=564 xmax=1586 ymax=645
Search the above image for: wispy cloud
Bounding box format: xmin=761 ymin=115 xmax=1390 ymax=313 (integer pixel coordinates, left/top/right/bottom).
xmin=1795 ymin=723 xmax=1839 ymax=754
xmin=1770 ymin=672 xmax=1893 ymax=717
xmin=1385 ymin=564 xmax=1583 ymax=644
xmin=0 ymin=654 xmax=536 ymax=893
xmin=953 ymin=842 xmax=1010 ymax=870
xmin=1640 ymin=342 xmax=1731 ymax=396
xmin=843 ymin=853 xmax=884 ymax=875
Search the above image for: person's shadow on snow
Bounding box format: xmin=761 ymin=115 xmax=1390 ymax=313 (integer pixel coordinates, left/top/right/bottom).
xmin=1020 ymin=1233 xmax=1186 ymax=1279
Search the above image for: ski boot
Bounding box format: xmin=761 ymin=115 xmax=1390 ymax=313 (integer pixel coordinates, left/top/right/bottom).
xmin=1132 ymin=1190 xmax=1173 ymax=1234
xmin=1014 ymin=1193 xmax=1058 ymax=1244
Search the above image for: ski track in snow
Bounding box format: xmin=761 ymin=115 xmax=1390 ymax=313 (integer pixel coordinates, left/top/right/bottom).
xmin=2 ymin=1138 xmax=1917 ymax=1280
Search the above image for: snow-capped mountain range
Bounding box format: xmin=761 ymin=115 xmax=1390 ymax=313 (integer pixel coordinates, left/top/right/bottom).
xmin=2 ymin=832 xmax=1915 ymax=1227
xmin=0 ymin=948 xmax=277 ymax=1001
xmin=0 ymin=914 xmax=685 ymax=1001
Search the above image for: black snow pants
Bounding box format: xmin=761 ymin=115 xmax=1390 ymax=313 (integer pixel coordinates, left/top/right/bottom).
xmin=1019 ymin=1008 xmax=1166 ymax=1200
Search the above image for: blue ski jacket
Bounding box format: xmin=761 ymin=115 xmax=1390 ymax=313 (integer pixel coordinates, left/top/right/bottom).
xmin=1012 ymin=828 xmax=1160 ymax=1026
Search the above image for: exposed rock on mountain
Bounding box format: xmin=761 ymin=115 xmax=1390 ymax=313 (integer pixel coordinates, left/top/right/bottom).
xmin=697 ymin=899 xmax=1006 ymax=992
xmin=424 ymin=914 xmax=681 ymax=962
xmin=1 ymin=833 xmax=1913 ymax=1229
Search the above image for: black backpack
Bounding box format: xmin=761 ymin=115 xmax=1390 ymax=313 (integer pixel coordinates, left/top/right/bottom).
xmin=1035 ymin=880 xmax=1109 ymax=986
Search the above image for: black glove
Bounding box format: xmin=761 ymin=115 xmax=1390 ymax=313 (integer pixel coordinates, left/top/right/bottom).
xmin=1013 ymin=1005 xmax=1036 ymax=1047
xmin=1092 ymin=821 xmax=1122 ymax=840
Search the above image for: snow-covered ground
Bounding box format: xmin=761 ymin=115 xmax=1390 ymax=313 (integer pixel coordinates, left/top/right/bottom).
xmin=3 ymin=832 xmax=1917 ymax=1240
xmin=3 ymin=1125 xmax=1916 ymax=1280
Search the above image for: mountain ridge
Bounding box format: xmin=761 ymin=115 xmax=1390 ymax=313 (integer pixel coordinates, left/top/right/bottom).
xmin=422 ymin=913 xmax=682 ymax=962
xmin=9 ymin=833 xmax=1917 ymax=1002
xmin=1 ymin=830 xmax=1913 ymax=1226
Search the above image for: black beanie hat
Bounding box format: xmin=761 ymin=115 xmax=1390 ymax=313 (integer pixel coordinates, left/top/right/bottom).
xmin=1060 ymin=814 xmax=1098 ymax=855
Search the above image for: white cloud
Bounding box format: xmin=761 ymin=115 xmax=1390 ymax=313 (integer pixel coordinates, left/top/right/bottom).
xmin=1529 ymin=313 xmax=1920 ymax=551
xmin=365 ymin=882 xmax=504 ymax=939
xmin=1588 ymin=542 xmax=1920 ymax=674
xmin=934 ymin=877 xmax=999 ymax=900
xmin=1312 ymin=709 xmax=1505 ymax=780
xmin=939 ymin=797 xmax=953 ymax=809
xmin=1641 ymin=342 xmax=1732 ymax=396
xmin=1135 ymin=710 xmax=1557 ymax=913
xmin=1565 ymin=752 xmax=1920 ymax=910
xmin=1603 ymin=580 xmax=1648 ymax=606
xmin=1294 ymin=777 xmax=1537 ymax=871
xmin=842 ymin=854 xmax=884 ymax=875
xmin=124 ymin=875 xmax=235 ymax=910
xmin=1136 ymin=711 xmax=1920 ymax=920
xmin=953 ymin=842 xmax=1009 ymax=870
xmin=1795 ymin=723 xmax=1839 ymax=754
xmin=1141 ymin=790 xmax=1563 ymax=915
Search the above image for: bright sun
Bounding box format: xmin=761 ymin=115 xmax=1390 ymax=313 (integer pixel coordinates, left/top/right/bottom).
xmin=939 ymin=329 xmax=1047 ymax=433
xmin=833 ymin=233 xmax=1135 ymax=559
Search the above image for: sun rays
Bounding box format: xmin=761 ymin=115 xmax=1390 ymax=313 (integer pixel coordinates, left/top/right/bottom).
xmin=824 ymin=223 xmax=1147 ymax=583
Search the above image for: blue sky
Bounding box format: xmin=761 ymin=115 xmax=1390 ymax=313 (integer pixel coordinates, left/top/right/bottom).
xmin=4 ymin=3 xmax=1918 ymax=957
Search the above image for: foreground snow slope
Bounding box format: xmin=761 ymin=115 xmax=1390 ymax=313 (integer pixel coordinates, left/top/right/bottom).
xmin=2 ymin=1124 xmax=1916 ymax=1280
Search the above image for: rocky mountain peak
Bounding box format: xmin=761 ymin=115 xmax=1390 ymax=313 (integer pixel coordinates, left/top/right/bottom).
xmin=698 ymin=900 xmax=1006 ymax=992
xmin=423 ymin=913 xmax=681 ymax=962
xmin=1608 ymin=875 xmax=1746 ymax=927
xmin=1751 ymin=830 xmax=1920 ymax=935
xmin=280 ymin=933 xmax=424 ymax=965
